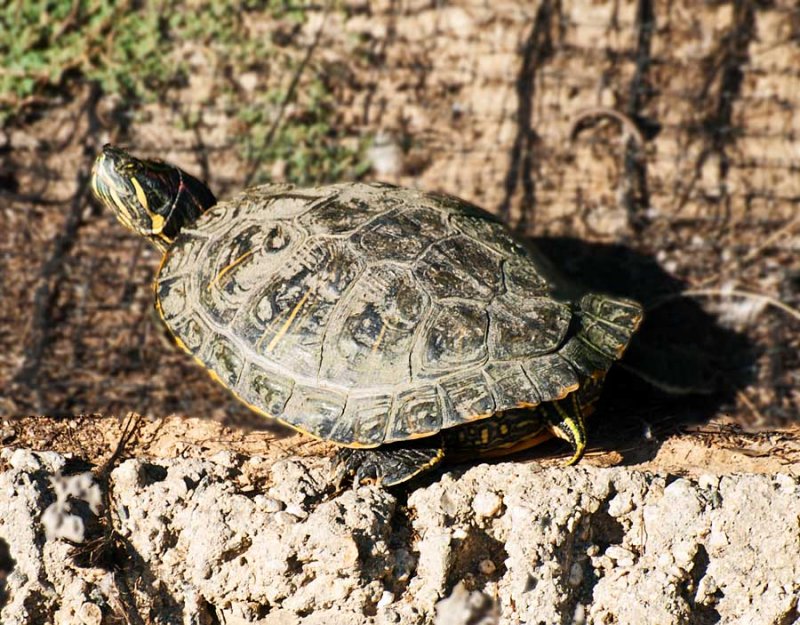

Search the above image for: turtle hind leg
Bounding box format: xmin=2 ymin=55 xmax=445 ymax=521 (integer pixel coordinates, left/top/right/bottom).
xmin=542 ymin=394 xmax=587 ymax=465
xmin=333 ymin=443 xmax=445 ymax=487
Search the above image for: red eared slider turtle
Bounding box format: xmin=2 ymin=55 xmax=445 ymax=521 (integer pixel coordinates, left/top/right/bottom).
xmin=91 ymin=145 xmax=642 ymax=486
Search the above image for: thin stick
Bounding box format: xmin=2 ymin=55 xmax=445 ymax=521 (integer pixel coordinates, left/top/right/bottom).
xmin=692 ymin=213 xmax=800 ymax=289
xmin=647 ymin=288 xmax=800 ymax=323
xmin=97 ymin=412 xmax=143 ymax=477
xmin=243 ymin=3 xmax=331 ymax=186
xmin=568 ymin=106 xmax=646 ymax=147
xmin=0 ymin=189 xmax=70 ymax=205
xmin=52 ymin=0 xmax=83 ymax=40
xmin=739 ymin=213 xmax=800 ymax=266
xmin=735 ymin=389 xmax=768 ymax=425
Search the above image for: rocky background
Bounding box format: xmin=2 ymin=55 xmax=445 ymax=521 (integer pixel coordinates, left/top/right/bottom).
xmin=1 ymin=1 xmax=799 ymax=623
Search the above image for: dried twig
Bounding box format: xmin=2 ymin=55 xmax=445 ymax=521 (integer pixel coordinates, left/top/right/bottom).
xmin=647 ymin=288 xmax=800 ymax=323
xmin=737 ymin=213 xmax=800 ymax=266
xmin=0 ymin=189 xmax=71 ymax=206
xmin=97 ymin=412 xmax=143 ymax=477
xmin=243 ymin=3 xmax=332 ymax=186
xmin=52 ymin=0 xmax=83 ymax=40
xmin=690 ymin=212 xmax=800 ymax=289
xmin=568 ymin=106 xmax=646 ymax=147
xmin=735 ymin=388 xmax=768 ymax=425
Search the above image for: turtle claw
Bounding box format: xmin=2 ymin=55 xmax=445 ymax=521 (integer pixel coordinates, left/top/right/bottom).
xmin=355 ymin=464 xmax=384 ymax=487
xmin=332 ymin=448 xmax=382 ymax=489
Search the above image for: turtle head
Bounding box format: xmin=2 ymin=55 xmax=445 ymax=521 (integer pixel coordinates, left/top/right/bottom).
xmin=91 ymin=144 xmax=217 ymax=251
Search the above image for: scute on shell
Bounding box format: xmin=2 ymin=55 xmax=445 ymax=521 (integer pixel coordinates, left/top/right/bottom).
xmin=155 ymin=183 xmax=601 ymax=447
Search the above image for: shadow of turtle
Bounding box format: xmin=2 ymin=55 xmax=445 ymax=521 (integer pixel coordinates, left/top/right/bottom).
xmin=519 ymin=236 xmax=758 ymax=466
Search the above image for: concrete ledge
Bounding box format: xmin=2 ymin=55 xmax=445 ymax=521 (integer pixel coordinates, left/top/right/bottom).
xmin=1 ymin=448 xmax=798 ymax=624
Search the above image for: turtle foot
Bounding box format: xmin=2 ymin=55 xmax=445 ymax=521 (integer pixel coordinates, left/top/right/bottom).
xmin=542 ymin=394 xmax=587 ymax=465
xmin=333 ymin=445 xmax=445 ymax=488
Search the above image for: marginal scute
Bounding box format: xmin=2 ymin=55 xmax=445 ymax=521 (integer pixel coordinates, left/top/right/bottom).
xmin=357 ymin=206 xmax=450 ymax=262
xmin=483 ymin=363 xmax=541 ymax=411
xmin=201 ymin=334 xmax=243 ymax=388
xmin=240 ymin=363 xmax=294 ymax=417
xmin=282 ymin=385 xmax=347 ymax=440
xmin=387 ymin=387 xmax=443 ymax=442
xmin=578 ymin=294 xmax=643 ymax=359
xmin=488 ymin=295 xmax=571 ymax=360
xmin=418 ymin=303 xmax=488 ymax=375
xmin=440 ymin=371 xmax=495 ymax=428
xmin=332 ymin=394 xmax=393 ymax=447
xmin=559 ymin=336 xmax=614 ymax=378
xmin=523 ymin=353 xmax=580 ymax=403
xmin=415 ymin=235 xmax=503 ymax=301
xmin=157 ymin=277 xmax=188 ymax=322
xmin=171 ymin=316 xmax=211 ymax=352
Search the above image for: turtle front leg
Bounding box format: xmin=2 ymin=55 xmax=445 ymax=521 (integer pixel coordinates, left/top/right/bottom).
xmin=541 ymin=394 xmax=587 ymax=465
xmin=333 ymin=443 xmax=445 ymax=487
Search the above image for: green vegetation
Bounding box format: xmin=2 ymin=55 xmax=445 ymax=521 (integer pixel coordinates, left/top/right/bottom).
xmin=0 ymin=0 xmax=369 ymax=185
xmin=0 ymin=1 xmax=181 ymax=114
xmin=238 ymin=76 xmax=372 ymax=186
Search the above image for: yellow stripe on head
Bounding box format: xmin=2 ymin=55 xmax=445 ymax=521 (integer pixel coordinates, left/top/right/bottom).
xmin=131 ymin=176 xmax=150 ymax=211
xmin=149 ymin=212 xmax=166 ymax=233
xmin=90 ymin=153 xmax=105 ymax=200
xmin=131 ymin=175 xmax=169 ymax=234
xmin=108 ymin=184 xmax=135 ymax=230
xmin=91 ymin=173 xmax=102 ymax=201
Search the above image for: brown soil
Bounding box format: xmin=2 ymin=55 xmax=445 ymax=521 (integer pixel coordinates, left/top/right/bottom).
xmin=3 ymin=414 xmax=800 ymax=481
xmin=1 ymin=1 xmax=798 ymax=475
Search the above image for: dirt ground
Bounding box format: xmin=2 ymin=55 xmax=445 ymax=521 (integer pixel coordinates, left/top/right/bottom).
xmin=1 ymin=0 xmax=798 ymax=474
xmin=4 ymin=413 xmax=800 ymax=481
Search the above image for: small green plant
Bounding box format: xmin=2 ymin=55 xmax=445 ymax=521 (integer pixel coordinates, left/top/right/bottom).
xmin=238 ymin=75 xmax=371 ymax=186
xmin=183 ymin=2 xmax=370 ymax=185
xmin=1 ymin=0 xmax=369 ymax=184
xmin=0 ymin=0 xmax=183 ymax=121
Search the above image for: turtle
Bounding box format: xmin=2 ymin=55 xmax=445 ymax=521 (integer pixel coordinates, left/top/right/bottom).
xmin=90 ymin=144 xmax=643 ymax=486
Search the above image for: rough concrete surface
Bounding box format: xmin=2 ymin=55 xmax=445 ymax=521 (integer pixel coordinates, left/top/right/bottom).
xmin=1 ymin=447 xmax=799 ymax=625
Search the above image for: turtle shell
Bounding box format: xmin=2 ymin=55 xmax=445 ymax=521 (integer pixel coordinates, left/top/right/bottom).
xmin=155 ymin=182 xmax=591 ymax=447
